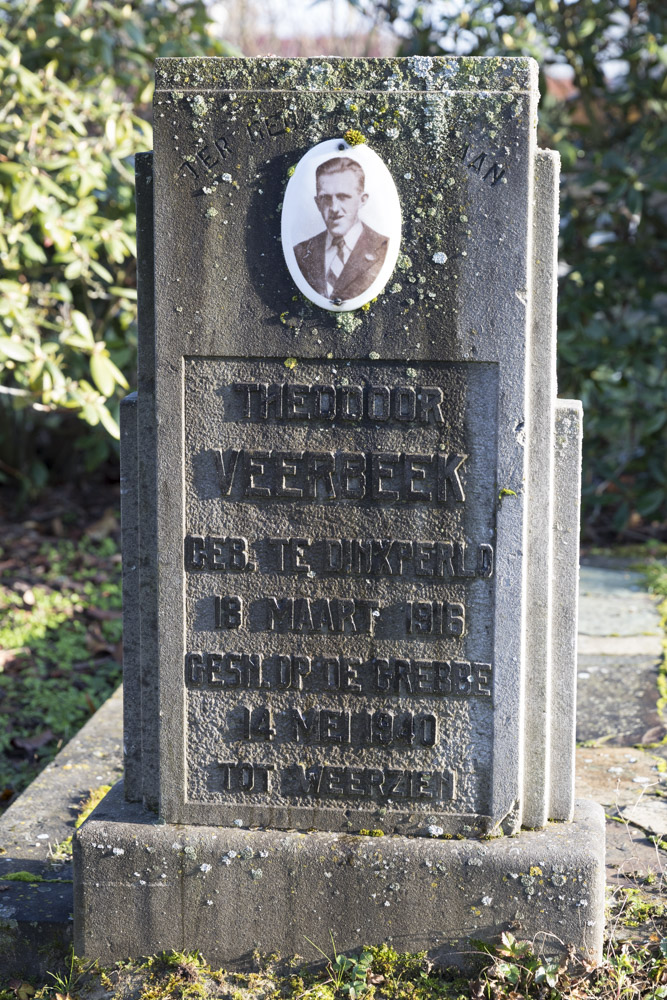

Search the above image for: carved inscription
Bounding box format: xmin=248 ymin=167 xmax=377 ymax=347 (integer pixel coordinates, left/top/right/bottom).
xmin=289 ymin=764 xmax=457 ymax=802
xmin=212 ymin=448 xmax=467 ymax=503
xmin=185 ymin=535 xmax=493 ymax=579
xmin=263 ymin=596 xmax=380 ymax=634
xmin=209 ymin=596 xmax=467 ymax=637
xmin=179 ymin=136 xmax=233 ymax=180
xmin=178 ymin=107 xmax=300 ymax=182
xmin=240 ymin=705 xmax=438 ymax=747
xmin=213 ymin=761 xmax=458 ymax=802
xmin=459 ymin=145 xmax=506 ymax=186
xmin=233 ymin=382 xmax=446 ymax=423
xmin=185 ymin=652 xmax=492 ymax=697
xmin=184 ymin=359 xmax=498 ymax=819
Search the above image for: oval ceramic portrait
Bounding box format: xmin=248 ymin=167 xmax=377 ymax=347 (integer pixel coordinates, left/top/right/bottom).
xmin=281 ymin=138 xmax=401 ymax=312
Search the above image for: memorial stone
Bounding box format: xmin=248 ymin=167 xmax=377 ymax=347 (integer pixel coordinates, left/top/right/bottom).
xmin=73 ymin=56 xmax=605 ymax=967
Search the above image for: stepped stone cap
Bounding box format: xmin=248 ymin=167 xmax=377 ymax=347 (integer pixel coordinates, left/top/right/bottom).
xmin=154 ymin=55 xmax=538 ymax=94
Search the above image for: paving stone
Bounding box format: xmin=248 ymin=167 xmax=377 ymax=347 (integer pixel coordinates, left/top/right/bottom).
xmin=578 ymin=566 xmax=661 ymax=638
xmin=576 ymin=655 xmax=664 ymax=746
xmin=580 ymin=565 xmax=646 ymax=597
xmin=617 ymin=799 xmax=667 ymax=840
xmin=575 ymin=747 xmax=667 ymax=945
xmin=575 ymin=747 xmax=666 ymax=807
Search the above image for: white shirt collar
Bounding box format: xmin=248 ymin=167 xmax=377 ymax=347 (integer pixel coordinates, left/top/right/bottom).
xmin=326 ymin=220 xmax=363 ymax=253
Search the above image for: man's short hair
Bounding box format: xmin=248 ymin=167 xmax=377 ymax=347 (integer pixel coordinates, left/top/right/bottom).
xmin=316 ymin=156 xmax=365 ymax=192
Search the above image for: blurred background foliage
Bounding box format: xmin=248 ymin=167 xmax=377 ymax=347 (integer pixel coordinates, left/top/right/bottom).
xmin=362 ymin=0 xmax=667 ymax=539
xmin=0 ymin=0 xmax=236 ymax=488
xmin=0 ymin=0 xmax=664 ymax=540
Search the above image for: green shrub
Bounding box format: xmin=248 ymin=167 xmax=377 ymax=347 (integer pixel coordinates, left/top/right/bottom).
xmin=0 ymin=0 xmax=236 ymax=490
xmin=2 ymin=0 xmax=664 ymax=538
xmin=0 ymin=37 xmax=142 ymax=469
xmin=349 ymin=0 xmax=667 ymax=538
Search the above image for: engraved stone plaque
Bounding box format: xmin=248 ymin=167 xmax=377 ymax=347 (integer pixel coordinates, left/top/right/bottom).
xmin=147 ymin=57 xmax=540 ymax=834
xmin=183 ymin=358 xmax=497 ymax=831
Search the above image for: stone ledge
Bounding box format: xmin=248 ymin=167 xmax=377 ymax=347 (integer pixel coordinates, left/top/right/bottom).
xmin=0 ymin=687 xmax=123 ymax=979
xmin=74 ymin=783 xmax=605 ymax=969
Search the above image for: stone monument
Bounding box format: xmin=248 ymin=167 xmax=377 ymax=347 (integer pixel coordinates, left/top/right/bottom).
xmin=73 ymin=56 xmax=605 ymax=966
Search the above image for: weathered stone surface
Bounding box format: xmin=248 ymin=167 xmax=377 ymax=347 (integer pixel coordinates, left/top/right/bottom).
xmin=75 ymin=55 xmax=604 ymax=969
xmin=578 ymin=567 xmax=662 ymax=639
xmin=576 ymin=655 xmax=663 ymax=746
xmin=575 ymin=745 xmax=667 ymax=916
xmin=618 ymin=799 xmax=667 ymax=839
xmin=548 ymin=401 xmax=583 ymax=822
xmin=154 ymin=56 xmax=536 ymax=95
xmin=575 ymin=746 xmax=665 ymax=808
xmin=522 ymin=149 xmax=558 ymax=829
xmin=575 ymin=563 xmax=664 ymax=747
xmin=578 ymin=634 xmax=663 ymax=656
xmin=135 ymin=149 xmax=161 ymax=811
xmin=0 ymin=688 xmax=122 ymax=979
xmin=181 ymin=358 xmax=497 ymax=834
xmin=146 ymin=54 xmax=540 ymax=835
xmin=74 ymin=781 xmax=605 ymax=968
xmin=120 ymin=393 xmax=142 ymax=798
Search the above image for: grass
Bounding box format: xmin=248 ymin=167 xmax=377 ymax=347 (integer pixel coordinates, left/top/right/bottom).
xmin=2 ymin=930 xmax=667 ymax=1000
xmin=0 ymin=532 xmax=122 ymax=812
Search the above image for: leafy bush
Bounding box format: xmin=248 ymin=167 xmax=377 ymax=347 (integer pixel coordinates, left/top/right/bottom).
xmin=349 ymin=0 xmax=667 ymax=538
xmin=0 ymin=36 xmax=141 ymax=479
xmin=0 ymin=0 xmax=235 ymax=490
xmin=2 ymin=0 xmax=664 ymax=538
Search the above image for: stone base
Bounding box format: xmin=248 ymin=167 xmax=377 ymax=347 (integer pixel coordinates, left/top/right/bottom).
xmin=74 ymin=783 xmax=605 ymax=968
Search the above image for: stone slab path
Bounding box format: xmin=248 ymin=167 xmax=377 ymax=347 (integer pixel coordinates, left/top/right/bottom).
xmin=575 ymin=563 xmax=666 ymax=921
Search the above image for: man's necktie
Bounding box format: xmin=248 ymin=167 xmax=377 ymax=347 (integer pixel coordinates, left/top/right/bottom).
xmin=326 ymin=236 xmax=346 ymax=293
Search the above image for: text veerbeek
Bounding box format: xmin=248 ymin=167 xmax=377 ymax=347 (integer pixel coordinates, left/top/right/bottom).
xmin=213 ymin=449 xmax=468 ymax=503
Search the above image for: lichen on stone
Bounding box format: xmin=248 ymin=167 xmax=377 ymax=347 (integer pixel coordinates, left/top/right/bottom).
xmin=335 ymin=313 xmax=362 ymax=335
xmin=344 ymin=128 xmax=366 ymax=147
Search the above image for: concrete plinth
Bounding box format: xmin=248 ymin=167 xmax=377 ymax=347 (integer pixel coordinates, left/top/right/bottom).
xmin=74 ymin=782 xmax=605 ymax=969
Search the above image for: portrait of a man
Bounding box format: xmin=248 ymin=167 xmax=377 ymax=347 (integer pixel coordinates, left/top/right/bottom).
xmin=292 ymin=156 xmax=389 ymax=306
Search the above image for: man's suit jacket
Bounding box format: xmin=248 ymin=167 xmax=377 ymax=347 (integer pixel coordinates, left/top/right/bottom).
xmin=293 ymin=223 xmax=389 ymax=302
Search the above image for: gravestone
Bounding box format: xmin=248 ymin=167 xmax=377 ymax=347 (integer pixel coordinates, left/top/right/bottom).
xmin=73 ymin=56 xmax=605 ymax=967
